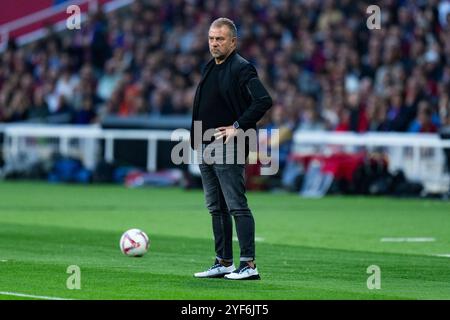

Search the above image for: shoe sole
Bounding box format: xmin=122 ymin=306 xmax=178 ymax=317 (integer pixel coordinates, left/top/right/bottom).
xmin=225 ymin=274 xmax=261 ymax=280
xmin=194 ymin=272 xmax=231 ymax=279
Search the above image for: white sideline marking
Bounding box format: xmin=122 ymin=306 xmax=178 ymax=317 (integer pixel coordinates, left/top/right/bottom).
xmin=233 ymin=236 xmax=265 ymax=242
xmin=433 ymin=254 xmax=450 ymax=258
xmin=380 ymin=237 xmax=436 ymax=242
xmin=0 ymin=260 xmax=7 ymax=262
xmin=0 ymin=291 xmax=73 ymax=300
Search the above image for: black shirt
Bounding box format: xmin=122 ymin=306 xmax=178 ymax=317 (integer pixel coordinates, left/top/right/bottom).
xmin=197 ymin=62 xmax=235 ymax=144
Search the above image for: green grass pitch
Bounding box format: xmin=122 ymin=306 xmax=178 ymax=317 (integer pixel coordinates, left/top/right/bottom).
xmin=0 ymin=181 xmax=449 ymax=300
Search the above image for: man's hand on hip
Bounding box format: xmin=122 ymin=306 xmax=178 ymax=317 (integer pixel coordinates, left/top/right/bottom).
xmin=214 ymin=126 xmax=238 ymax=144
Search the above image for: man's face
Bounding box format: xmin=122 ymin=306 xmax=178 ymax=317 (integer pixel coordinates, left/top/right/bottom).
xmin=208 ymin=26 xmax=235 ymax=60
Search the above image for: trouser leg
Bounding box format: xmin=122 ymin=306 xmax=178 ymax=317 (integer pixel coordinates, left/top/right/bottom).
xmin=214 ymin=163 xmax=255 ymax=261
xmin=199 ymin=163 xmax=233 ymax=262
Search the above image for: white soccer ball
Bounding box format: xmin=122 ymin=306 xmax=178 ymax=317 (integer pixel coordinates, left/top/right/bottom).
xmin=120 ymin=228 xmax=150 ymax=257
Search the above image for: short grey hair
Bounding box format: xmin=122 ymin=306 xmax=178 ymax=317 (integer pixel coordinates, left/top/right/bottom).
xmin=210 ymin=17 xmax=237 ymax=38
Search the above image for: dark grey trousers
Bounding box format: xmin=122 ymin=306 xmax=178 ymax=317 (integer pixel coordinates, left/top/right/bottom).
xmin=198 ymin=143 xmax=255 ymax=262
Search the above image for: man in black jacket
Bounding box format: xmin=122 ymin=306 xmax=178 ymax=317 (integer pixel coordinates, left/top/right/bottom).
xmin=191 ymin=18 xmax=272 ymax=280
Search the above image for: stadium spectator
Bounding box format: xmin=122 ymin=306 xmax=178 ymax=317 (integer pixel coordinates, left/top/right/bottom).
xmin=408 ymin=100 xmax=439 ymax=133
xmin=28 ymin=87 xmax=50 ymax=121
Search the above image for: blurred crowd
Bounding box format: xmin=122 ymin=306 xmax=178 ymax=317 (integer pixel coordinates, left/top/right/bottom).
xmin=1 ymin=0 xmax=450 ymax=142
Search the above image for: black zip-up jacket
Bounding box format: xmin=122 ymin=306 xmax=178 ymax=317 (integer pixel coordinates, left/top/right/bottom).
xmin=190 ymin=50 xmax=273 ymax=150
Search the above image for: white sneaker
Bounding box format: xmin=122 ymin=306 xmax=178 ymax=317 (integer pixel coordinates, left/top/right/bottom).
xmin=224 ymin=264 xmax=261 ymax=280
xmin=194 ymin=262 xmax=236 ymax=278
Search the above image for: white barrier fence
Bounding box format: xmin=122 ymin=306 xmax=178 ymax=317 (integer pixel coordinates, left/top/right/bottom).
xmin=1 ymin=124 xmax=450 ymax=193
xmin=292 ymin=131 xmax=450 ymax=194
xmin=0 ymin=124 xmax=189 ymax=172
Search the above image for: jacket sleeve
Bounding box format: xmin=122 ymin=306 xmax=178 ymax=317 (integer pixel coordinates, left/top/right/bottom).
xmin=236 ymin=63 xmax=273 ymax=130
